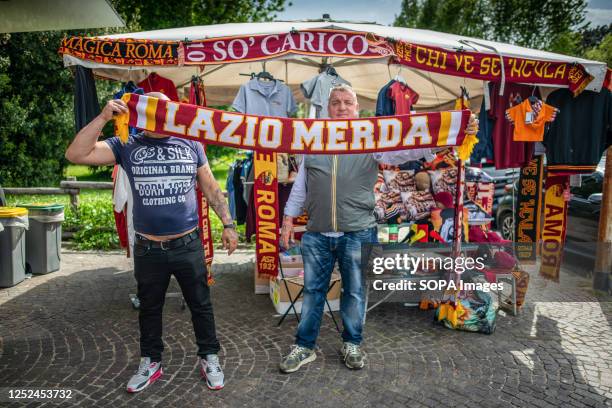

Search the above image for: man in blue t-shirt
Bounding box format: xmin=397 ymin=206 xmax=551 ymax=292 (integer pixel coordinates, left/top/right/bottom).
xmin=65 ymin=92 xmax=238 ymax=393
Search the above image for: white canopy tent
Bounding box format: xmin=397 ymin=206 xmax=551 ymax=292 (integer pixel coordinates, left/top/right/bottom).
xmin=62 ymin=21 xmax=608 ymax=109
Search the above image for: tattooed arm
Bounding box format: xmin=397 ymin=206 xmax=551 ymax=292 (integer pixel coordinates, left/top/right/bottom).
xmin=197 ymin=163 xmax=238 ymax=255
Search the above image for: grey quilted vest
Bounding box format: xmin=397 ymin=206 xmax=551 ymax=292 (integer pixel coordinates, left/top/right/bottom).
xmin=303 ymin=154 xmax=378 ymax=232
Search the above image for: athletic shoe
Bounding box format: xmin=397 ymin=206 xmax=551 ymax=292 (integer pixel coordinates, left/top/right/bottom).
xmin=126 ymin=357 xmax=163 ymax=393
xmin=341 ymin=342 xmax=365 ymax=369
xmin=279 ymin=345 xmax=316 ymax=373
xmin=200 ymin=354 xmax=224 ymax=390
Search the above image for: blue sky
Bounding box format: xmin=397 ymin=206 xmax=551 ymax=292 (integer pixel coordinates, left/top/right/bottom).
xmin=276 ymin=0 xmax=612 ymax=28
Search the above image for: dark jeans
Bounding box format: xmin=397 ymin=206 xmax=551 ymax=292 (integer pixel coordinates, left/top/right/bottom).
xmin=295 ymin=227 xmax=378 ymax=349
xmin=133 ymin=235 xmax=220 ymax=362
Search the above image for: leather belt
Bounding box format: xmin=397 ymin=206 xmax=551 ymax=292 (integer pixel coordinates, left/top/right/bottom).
xmin=135 ymin=229 xmax=199 ymax=250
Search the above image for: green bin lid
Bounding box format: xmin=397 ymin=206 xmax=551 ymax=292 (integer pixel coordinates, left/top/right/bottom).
xmin=17 ymin=203 xmax=64 ymax=212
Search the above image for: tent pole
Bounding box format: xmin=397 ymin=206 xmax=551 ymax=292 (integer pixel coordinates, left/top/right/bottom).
xmin=594 ymin=146 xmax=612 ymax=292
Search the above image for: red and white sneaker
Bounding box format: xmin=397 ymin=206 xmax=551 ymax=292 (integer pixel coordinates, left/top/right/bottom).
xmin=200 ymin=354 xmax=224 ymax=390
xmin=126 ymin=357 xmax=163 ymax=393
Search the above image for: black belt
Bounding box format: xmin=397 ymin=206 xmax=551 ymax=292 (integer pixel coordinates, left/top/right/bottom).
xmin=135 ymin=229 xmax=200 ymax=250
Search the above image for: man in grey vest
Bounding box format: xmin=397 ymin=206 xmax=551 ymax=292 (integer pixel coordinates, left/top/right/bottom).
xmin=279 ymin=84 xmax=478 ymax=372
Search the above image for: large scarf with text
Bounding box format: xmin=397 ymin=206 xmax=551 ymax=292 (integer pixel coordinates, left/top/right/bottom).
xmin=539 ymin=175 xmax=569 ymax=281
xmin=515 ymin=155 xmax=545 ymax=263
xmin=116 ymin=93 xmax=471 ymax=154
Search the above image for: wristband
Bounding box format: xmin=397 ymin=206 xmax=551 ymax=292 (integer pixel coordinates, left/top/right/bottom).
xmin=223 ymin=223 xmax=236 ymax=229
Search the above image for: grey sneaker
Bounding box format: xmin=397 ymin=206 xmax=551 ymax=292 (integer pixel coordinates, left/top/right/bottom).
xmin=200 ymin=354 xmax=224 ymax=390
xmin=341 ymin=342 xmax=365 ymax=369
xmin=279 ymin=345 xmax=316 ymax=373
xmin=126 ymin=357 xmax=163 ymax=393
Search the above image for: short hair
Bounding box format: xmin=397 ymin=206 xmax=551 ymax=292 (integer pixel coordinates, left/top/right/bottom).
xmin=328 ymin=84 xmax=358 ymax=101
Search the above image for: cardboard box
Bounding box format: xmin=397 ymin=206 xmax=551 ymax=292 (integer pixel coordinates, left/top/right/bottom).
xmin=269 ymin=272 xmax=341 ymax=314
xmin=254 ymin=261 xmax=305 ymax=294
xmin=254 ymin=262 xmax=270 ymax=295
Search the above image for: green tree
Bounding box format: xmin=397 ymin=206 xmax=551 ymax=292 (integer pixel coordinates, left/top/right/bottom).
xmin=111 ymin=0 xmax=289 ymax=31
xmin=0 ymin=31 xmax=74 ymax=187
xmin=584 ymin=33 xmax=612 ymax=67
xmin=394 ymin=0 xmax=588 ymax=55
xmin=0 ymin=0 xmax=288 ymax=187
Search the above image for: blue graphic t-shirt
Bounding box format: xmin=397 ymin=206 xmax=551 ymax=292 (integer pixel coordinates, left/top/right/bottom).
xmin=105 ymin=133 xmax=207 ymax=236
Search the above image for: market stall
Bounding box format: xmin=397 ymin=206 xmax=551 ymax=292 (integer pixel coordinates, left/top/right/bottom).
xmin=58 ymin=20 xmax=610 ymax=331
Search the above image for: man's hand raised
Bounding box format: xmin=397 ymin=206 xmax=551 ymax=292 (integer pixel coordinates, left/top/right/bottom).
xmin=100 ymin=99 xmax=128 ymax=122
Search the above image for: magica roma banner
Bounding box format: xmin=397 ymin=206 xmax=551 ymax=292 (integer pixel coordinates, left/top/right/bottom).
xmin=60 ymin=29 xmax=593 ymax=92
xmin=116 ymin=93 xmax=471 ymax=154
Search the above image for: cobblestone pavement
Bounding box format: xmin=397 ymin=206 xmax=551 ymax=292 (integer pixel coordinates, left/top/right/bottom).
xmin=0 ymin=249 xmax=611 ymax=408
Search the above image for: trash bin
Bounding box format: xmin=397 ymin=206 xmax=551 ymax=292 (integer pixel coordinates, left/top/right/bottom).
xmin=0 ymin=207 xmax=28 ymax=287
xmin=19 ymin=204 xmax=64 ymax=275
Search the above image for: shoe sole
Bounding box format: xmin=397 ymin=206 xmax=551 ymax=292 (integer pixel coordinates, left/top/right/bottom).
xmin=341 ymin=349 xmax=365 ymax=370
xmin=344 ymin=359 xmax=365 ymax=370
xmin=280 ymin=352 xmax=316 ymax=374
xmin=126 ymin=367 xmax=163 ymax=393
xmin=200 ymin=366 xmax=224 ymax=390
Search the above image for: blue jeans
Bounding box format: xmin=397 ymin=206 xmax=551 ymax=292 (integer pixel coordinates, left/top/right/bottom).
xmin=295 ymin=227 xmax=377 ymax=349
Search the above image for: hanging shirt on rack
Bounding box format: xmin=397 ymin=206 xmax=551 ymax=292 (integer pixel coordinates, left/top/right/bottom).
xmin=376 ymin=80 xmax=395 ymax=116
xmin=388 ymin=81 xmax=419 ymax=114
xmin=232 ymin=78 xmax=297 ymax=117
xmin=301 ymin=72 xmax=351 ymax=118
xmin=137 ymin=72 xmax=179 ymax=101
xmin=470 ymin=86 xmax=495 ymax=165
xmin=505 ymin=99 xmax=557 ymax=142
xmin=489 ymin=82 xmax=537 ymax=169
xmin=544 ymin=88 xmax=612 ymax=174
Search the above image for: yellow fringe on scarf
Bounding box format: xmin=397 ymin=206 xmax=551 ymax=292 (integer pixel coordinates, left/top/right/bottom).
xmin=456 ymin=132 xmax=478 ymax=161
xmin=114 ymin=93 xmax=132 ymax=144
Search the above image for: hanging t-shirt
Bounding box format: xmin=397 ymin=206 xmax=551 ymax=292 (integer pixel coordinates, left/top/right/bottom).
xmin=301 ymin=72 xmax=351 ymax=118
xmin=376 ymin=80 xmax=395 ymax=116
xmin=137 ymin=73 xmax=179 ymax=102
xmin=388 ymin=81 xmax=419 ymax=114
xmin=489 ymin=83 xmax=537 ymax=169
xmin=506 ymin=99 xmax=557 ymax=142
xmin=105 ymin=133 xmax=207 ymax=236
xmin=470 ymin=93 xmax=495 ymax=164
xmin=232 ymin=79 xmax=296 ymax=117
xmin=544 ymin=88 xmax=612 ymax=174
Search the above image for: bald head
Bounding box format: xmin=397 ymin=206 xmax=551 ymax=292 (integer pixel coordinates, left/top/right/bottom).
xmin=145 ymin=91 xmax=170 ymax=101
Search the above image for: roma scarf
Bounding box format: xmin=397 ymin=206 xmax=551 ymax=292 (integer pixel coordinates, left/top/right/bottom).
xmin=515 ymin=155 xmax=545 ymax=263
xmin=539 ymin=175 xmax=569 ymax=281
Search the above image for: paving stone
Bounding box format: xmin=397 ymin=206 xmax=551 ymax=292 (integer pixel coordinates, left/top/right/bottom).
xmin=0 ymin=250 xmax=610 ymax=407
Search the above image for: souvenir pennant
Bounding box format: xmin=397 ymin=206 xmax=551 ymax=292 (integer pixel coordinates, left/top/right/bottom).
xmin=116 ymin=93 xmax=471 ymax=154
xmin=253 ymin=151 xmax=280 ymax=276
xmin=539 ymin=175 xmax=569 ymax=281
xmin=515 ymin=155 xmax=545 ymax=263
